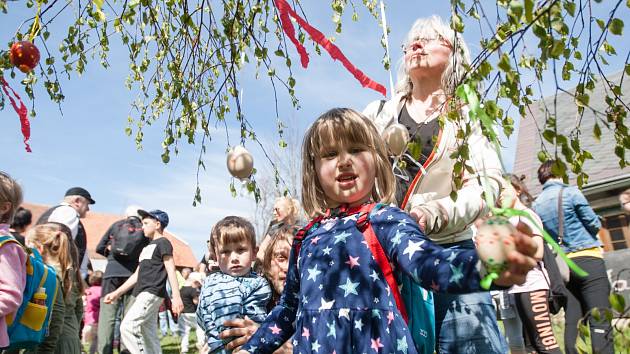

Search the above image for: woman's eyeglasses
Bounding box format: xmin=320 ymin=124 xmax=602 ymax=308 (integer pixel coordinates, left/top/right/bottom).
xmin=402 ymin=36 xmax=447 ymax=53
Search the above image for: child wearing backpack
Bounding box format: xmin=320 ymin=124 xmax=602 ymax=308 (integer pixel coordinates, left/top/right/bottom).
xmin=23 ymin=222 xmax=81 ymax=353
xmin=237 ymin=108 xmax=538 ymax=354
xmin=0 ymin=171 xmax=27 ymax=349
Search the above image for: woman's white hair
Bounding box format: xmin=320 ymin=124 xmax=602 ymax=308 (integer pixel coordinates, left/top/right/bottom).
xmin=395 ymin=15 xmax=472 ymax=96
xmin=124 ymin=205 xmax=142 ymax=218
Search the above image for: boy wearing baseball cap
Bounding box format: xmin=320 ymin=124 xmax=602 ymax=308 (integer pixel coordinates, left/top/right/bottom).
xmin=103 ymin=209 xmax=183 ymax=354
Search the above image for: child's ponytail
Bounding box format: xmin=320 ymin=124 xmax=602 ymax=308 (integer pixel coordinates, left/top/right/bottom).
xmin=26 ymin=223 xmax=77 ymax=298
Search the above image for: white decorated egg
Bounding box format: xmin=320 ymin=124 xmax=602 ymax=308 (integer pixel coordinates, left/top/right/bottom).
xmin=474 ymin=216 xmax=517 ymax=274
xmin=382 ymin=123 xmax=410 ymax=156
xmin=226 ymin=145 xmax=254 ymax=179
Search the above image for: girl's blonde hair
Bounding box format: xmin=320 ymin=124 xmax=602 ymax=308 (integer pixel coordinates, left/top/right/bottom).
xmin=301 ymin=108 xmax=396 ymax=216
xmin=274 ymin=196 xmax=302 ymax=224
xmin=26 ymin=223 xmax=83 ymax=298
xmin=0 ymin=171 xmax=23 ymax=224
xmin=396 ymin=15 xmax=472 ymax=96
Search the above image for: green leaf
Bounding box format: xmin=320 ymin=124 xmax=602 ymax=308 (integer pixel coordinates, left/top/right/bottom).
xmin=451 ymin=13 xmax=464 ymax=33
xmin=609 ymin=18 xmax=624 ymax=35
xmin=542 ymin=129 xmax=555 ymax=143
xmin=509 ymin=0 xmax=524 ymax=22
xmin=576 ymin=93 xmax=590 ymax=107
xmin=596 ymin=18 xmax=606 ymax=30
xmin=564 ymin=1 xmax=576 ymax=17
xmin=498 ymin=53 xmax=511 ymax=72
xmin=576 ymin=336 xmax=589 ymax=354
xmin=550 ymin=40 xmax=565 ymax=57
xmin=610 ymin=293 xmax=626 ymax=313
xmin=593 ymin=123 xmax=602 ymax=142
xmin=524 ymin=0 xmax=534 ymax=22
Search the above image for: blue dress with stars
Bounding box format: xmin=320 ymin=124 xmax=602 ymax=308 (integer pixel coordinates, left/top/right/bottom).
xmin=243 ymin=204 xmax=486 ymax=354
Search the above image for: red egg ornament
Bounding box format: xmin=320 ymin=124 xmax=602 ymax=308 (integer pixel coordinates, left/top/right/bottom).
xmin=226 ymin=145 xmax=254 ymax=180
xmin=9 ymin=41 xmax=41 ymax=73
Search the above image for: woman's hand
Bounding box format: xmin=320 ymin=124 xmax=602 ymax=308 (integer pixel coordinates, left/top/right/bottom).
xmin=494 ymin=222 xmax=538 ymax=287
xmin=220 ymin=316 xmax=259 ymax=351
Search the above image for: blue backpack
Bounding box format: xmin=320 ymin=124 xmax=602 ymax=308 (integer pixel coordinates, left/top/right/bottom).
xmin=0 ymin=235 xmax=59 ymax=350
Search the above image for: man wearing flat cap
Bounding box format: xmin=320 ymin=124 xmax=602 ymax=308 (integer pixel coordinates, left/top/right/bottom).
xmin=37 ymin=186 xmax=95 ymax=277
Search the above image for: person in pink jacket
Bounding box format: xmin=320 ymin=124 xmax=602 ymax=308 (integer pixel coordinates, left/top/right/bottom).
xmin=0 ymin=171 xmax=27 ymax=348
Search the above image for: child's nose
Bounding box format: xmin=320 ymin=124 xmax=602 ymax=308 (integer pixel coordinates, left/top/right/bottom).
xmin=337 ymin=152 xmax=352 ymax=167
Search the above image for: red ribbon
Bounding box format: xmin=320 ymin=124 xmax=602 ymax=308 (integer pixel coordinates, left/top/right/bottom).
xmin=1 ymin=76 xmax=32 ymax=152
xmin=274 ymin=0 xmax=387 ymax=96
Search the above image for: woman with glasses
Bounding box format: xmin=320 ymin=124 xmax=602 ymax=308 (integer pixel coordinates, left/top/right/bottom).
xmin=363 ymin=15 xmax=507 ymax=354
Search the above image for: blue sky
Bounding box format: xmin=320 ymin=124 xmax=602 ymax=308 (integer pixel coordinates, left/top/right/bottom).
xmin=2 ymin=1 xmax=628 ymax=259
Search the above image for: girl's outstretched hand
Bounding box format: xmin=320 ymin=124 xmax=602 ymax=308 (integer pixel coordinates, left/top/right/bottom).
xmin=494 ymin=222 xmax=538 ymax=287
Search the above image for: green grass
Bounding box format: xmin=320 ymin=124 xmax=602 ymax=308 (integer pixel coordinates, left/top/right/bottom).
xmin=159 ymin=333 xmax=199 ymax=354
xmin=102 ymin=332 xmax=202 ymax=354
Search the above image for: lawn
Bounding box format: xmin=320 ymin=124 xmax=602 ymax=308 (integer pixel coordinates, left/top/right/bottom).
xmin=105 ymin=332 xmax=202 ymax=354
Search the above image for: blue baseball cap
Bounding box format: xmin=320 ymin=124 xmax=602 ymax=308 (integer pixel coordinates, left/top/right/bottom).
xmin=138 ymin=209 xmax=169 ymax=228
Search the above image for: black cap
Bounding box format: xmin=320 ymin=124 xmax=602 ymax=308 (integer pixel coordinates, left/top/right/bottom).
xmin=138 ymin=209 xmax=169 ymax=229
xmin=65 ymin=187 xmax=95 ymax=204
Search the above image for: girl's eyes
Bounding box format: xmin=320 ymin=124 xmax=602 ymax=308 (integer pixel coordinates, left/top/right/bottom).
xmin=321 ymin=151 xmax=338 ymax=159
xmin=320 ymin=146 xmax=365 ymax=158
xmin=349 ymin=146 xmax=365 ymax=153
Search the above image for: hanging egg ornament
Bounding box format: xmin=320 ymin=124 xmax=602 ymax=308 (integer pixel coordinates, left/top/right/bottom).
xmin=382 ymin=123 xmax=409 ymax=156
xmin=226 ymin=145 xmax=254 ymax=180
xmin=9 ymin=41 xmax=40 ymax=73
xmin=475 ymin=216 xmax=517 ymax=288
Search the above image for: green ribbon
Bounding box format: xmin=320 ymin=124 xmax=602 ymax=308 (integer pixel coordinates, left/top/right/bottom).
xmin=479 ymin=206 xmax=589 ymax=290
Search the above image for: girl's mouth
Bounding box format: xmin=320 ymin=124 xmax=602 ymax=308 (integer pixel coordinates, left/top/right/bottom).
xmin=336 ymin=173 xmax=357 ymax=182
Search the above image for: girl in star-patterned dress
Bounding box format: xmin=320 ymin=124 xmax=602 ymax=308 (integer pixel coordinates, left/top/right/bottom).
xmin=238 ymin=108 xmax=536 ymax=354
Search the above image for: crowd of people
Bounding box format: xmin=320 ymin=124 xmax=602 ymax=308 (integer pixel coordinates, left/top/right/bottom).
xmin=0 ymin=14 xmax=623 ymax=354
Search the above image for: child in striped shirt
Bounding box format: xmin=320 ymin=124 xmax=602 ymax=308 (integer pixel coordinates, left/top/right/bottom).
xmin=197 ymin=216 xmax=271 ymax=353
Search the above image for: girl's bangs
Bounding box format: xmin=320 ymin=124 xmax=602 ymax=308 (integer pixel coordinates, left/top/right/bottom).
xmin=311 ymin=115 xmax=375 ymax=155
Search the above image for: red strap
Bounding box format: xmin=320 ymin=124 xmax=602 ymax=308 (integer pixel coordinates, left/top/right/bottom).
xmin=1 ymin=76 xmax=32 ymax=152
xmin=273 ymin=0 xmax=386 ymax=96
xmin=358 ymin=207 xmax=409 ymax=323
xmin=293 ymin=215 xmax=323 ymax=257
xmin=296 ymin=204 xmax=409 ymax=323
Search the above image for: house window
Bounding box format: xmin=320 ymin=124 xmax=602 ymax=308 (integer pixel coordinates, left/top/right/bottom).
xmin=602 ymin=214 xmax=630 ymax=251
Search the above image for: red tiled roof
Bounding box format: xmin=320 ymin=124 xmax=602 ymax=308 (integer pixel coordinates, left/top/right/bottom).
xmin=22 ymin=202 xmax=198 ymax=268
